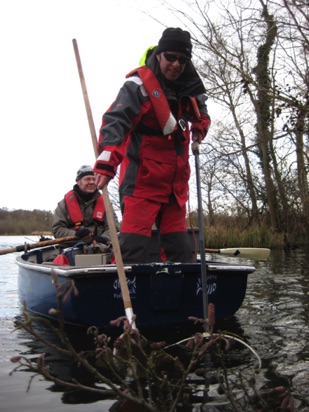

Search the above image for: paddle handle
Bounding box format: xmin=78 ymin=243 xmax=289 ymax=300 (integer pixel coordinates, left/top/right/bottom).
xmin=205 ymin=248 xmax=221 ymax=254
xmin=0 ymin=236 xmax=78 ymax=255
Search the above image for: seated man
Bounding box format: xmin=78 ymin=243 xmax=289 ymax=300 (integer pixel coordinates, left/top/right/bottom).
xmin=52 ymin=165 xmax=120 ymax=254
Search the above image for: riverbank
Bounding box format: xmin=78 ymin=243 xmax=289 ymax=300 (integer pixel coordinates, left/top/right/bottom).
xmin=0 ymin=206 xmax=305 ymax=250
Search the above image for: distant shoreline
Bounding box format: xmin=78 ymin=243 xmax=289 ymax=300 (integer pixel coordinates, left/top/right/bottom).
xmin=31 ymin=231 xmax=53 ymax=236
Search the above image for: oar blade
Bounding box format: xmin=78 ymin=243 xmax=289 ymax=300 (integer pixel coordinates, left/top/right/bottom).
xmin=219 ymin=247 xmax=270 ymax=260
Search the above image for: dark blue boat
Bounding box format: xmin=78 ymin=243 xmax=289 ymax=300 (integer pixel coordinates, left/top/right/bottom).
xmin=16 ymin=241 xmax=255 ymax=330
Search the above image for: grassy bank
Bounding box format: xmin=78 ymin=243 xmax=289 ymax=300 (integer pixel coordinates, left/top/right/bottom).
xmin=1 ymin=207 xmax=304 ymax=249
xmin=202 ymin=224 xmax=284 ymax=249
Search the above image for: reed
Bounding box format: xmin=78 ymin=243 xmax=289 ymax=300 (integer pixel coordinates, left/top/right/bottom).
xmin=187 ymin=210 xmax=308 ymax=249
xmin=203 ymin=224 xmax=283 ymax=249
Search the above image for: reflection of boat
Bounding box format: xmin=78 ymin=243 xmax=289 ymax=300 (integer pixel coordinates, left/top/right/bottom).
xmin=16 ymin=236 xmax=256 ymax=330
xmin=12 ymin=316 xmax=111 ymax=406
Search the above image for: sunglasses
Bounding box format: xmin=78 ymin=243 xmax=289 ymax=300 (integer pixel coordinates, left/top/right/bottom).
xmin=162 ymin=52 xmax=190 ymax=65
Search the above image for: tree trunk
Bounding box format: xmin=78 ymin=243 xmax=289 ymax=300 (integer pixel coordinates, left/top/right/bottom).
xmin=295 ymin=105 xmax=309 ymax=227
xmin=253 ymin=3 xmax=280 ymax=231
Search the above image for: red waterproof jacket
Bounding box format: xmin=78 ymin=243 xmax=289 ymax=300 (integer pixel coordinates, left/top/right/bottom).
xmin=94 ymin=51 xmax=211 ymax=207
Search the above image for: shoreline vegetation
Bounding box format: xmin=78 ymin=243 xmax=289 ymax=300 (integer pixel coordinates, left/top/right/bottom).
xmin=0 ymin=207 xmax=302 ymax=250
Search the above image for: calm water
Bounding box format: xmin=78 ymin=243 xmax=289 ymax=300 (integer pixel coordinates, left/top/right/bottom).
xmin=0 ymin=235 xmax=309 ymax=411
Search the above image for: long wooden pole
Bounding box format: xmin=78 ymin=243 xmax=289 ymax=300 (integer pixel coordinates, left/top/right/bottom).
xmin=0 ymin=236 xmax=78 ymax=255
xmin=72 ymin=38 xmax=136 ymax=328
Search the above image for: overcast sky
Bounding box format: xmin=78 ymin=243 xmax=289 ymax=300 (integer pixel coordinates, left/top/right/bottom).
xmin=0 ymin=0 xmax=202 ymax=212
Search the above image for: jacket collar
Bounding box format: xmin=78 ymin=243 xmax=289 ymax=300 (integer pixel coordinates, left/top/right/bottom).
xmin=146 ymin=47 xmax=206 ymax=97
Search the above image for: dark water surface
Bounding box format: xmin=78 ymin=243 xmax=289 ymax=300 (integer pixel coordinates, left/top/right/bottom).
xmin=0 ymin=236 xmax=309 ymax=411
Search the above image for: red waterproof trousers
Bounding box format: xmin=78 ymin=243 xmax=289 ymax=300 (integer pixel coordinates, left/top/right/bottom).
xmin=119 ymin=195 xmax=193 ymax=263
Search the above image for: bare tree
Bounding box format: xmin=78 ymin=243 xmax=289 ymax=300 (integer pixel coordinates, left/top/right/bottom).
xmin=162 ymin=0 xmax=309 ymax=235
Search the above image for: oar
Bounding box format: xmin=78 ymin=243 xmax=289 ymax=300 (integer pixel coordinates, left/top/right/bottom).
xmin=192 ymin=141 xmax=208 ymax=323
xmin=72 ymin=38 xmax=136 ymax=329
xmin=205 ymin=247 xmax=270 ymax=261
xmin=0 ymin=236 xmax=78 ymax=255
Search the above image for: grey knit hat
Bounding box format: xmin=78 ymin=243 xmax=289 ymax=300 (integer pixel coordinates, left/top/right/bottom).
xmin=76 ymin=165 xmax=94 ymax=181
xmin=156 ymin=27 xmax=192 ymax=57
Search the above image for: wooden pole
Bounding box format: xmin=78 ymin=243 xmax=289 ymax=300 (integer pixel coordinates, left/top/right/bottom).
xmin=0 ymin=236 xmax=78 ymax=255
xmin=72 ymin=38 xmax=136 ymax=327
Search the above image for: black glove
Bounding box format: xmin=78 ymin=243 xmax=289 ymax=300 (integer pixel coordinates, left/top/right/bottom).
xmin=93 ymin=235 xmax=110 ymax=244
xmin=75 ymin=228 xmax=92 ymax=239
xmin=39 ymin=236 xmax=52 ymax=241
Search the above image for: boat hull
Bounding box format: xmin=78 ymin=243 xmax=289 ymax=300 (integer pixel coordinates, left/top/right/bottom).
xmin=16 ymin=247 xmax=255 ymax=330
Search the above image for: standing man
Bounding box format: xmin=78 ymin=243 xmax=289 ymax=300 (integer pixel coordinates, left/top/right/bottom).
xmin=52 ymin=165 xmax=119 ymax=248
xmin=94 ymin=28 xmax=211 ymax=263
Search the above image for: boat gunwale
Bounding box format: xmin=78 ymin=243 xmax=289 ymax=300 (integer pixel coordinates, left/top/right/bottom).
xmin=16 ymin=256 xmax=256 ymax=277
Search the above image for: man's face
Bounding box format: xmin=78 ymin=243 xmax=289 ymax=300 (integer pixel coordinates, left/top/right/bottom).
xmin=156 ymin=51 xmax=190 ymax=81
xmin=77 ymin=175 xmax=96 ymax=193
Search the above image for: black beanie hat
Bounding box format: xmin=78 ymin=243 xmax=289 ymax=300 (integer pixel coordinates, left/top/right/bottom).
xmin=156 ymin=27 xmax=192 ymax=57
xmin=76 ymin=165 xmax=94 ymax=181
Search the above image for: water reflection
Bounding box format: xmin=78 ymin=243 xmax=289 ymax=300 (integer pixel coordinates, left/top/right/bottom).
xmin=3 ymin=242 xmax=309 ymax=410
xmin=234 ymin=247 xmax=309 ymax=409
xmin=11 ymin=311 xmax=298 ymax=411
xmin=13 ymin=317 xmax=114 ymax=406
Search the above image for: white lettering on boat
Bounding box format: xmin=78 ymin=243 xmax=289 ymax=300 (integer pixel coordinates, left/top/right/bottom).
xmin=196 ymin=274 xmax=217 ymax=295
xmin=113 ymin=276 xmax=137 ymax=298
